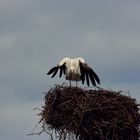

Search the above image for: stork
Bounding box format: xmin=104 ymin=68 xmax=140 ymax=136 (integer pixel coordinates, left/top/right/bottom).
xmin=47 ymin=57 xmax=100 ymax=87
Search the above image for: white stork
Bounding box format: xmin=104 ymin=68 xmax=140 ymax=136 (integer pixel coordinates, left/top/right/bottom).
xmin=47 ymin=57 xmax=100 ymax=87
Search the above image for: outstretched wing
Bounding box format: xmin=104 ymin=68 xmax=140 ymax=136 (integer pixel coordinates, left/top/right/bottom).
xmin=47 ymin=63 xmax=66 ymax=78
xmin=79 ymin=62 xmax=100 ymax=86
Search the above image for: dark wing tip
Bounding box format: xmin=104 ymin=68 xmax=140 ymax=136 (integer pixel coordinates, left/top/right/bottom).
xmin=51 ymin=68 xmax=58 ymax=78
xmin=47 ymin=66 xmax=58 ymax=77
xmin=47 ymin=63 xmax=66 ymax=78
xmin=86 ymin=73 xmax=90 ymax=86
xmin=79 ymin=62 xmax=86 ymax=85
xmin=80 ymin=62 xmax=101 ymax=86
xmin=59 ymin=63 xmax=66 ymax=77
xmin=47 ymin=67 xmax=55 ymax=74
xmin=96 ymin=80 xmax=100 ymax=85
xmin=89 ymin=74 xmax=96 ymax=86
xmin=90 ymin=68 xmax=100 ymax=85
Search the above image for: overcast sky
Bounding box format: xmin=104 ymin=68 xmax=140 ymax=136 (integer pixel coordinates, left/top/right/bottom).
xmin=0 ymin=0 xmax=140 ymax=140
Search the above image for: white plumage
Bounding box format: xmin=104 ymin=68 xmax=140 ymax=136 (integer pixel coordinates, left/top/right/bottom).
xmin=47 ymin=57 xmax=100 ymax=86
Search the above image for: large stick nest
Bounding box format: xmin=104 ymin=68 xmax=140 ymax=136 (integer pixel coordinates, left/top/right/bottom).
xmin=39 ymin=85 xmax=140 ymax=140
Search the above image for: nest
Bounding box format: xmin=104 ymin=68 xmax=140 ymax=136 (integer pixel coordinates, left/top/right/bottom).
xmin=39 ymin=85 xmax=140 ymax=140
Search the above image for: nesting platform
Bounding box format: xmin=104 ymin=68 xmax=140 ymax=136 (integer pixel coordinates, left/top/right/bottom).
xmin=39 ymin=85 xmax=140 ymax=140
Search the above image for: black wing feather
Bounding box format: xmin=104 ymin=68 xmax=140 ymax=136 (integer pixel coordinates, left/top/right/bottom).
xmin=62 ymin=64 xmax=66 ymax=75
xmin=86 ymin=73 xmax=90 ymax=86
xmin=80 ymin=62 xmax=100 ymax=86
xmin=79 ymin=62 xmax=85 ymax=84
xmin=88 ymin=73 xmax=96 ymax=86
xmin=59 ymin=63 xmax=66 ymax=77
xmin=81 ymin=72 xmax=85 ymax=84
xmin=47 ymin=63 xmax=66 ymax=78
xmin=47 ymin=67 xmax=58 ymax=75
xmin=59 ymin=67 xmax=63 ymax=77
xmin=89 ymin=69 xmax=100 ymax=84
xmin=51 ymin=68 xmax=58 ymax=78
xmin=47 ymin=66 xmax=59 ymax=78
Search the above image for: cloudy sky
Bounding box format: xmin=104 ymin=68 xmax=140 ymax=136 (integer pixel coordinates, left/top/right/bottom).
xmin=0 ymin=0 xmax=140 ymax=140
